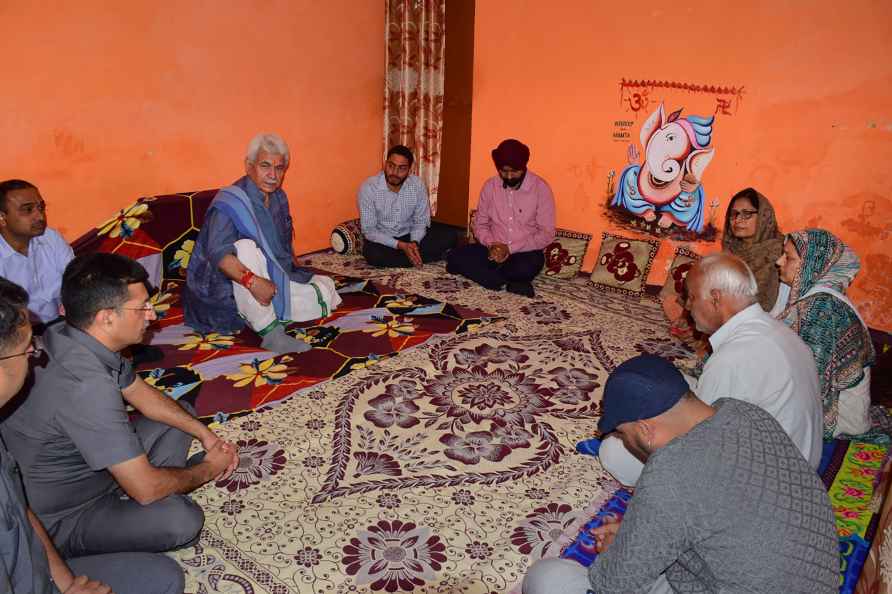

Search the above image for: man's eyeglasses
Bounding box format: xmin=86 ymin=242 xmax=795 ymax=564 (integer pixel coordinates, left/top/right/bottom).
xmin=0 ymin=336 xmax=44 ymax=362
xmin=729 ymin=209 xmax=758 ymax=222
xmin=118 ymin=303 xmax=156 ymax=314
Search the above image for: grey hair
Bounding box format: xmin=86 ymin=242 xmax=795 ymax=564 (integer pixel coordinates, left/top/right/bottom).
xmin=697 ymin=253 xmax=758 ymax=303
xmin=246 ymin=133 xmax=290 ymax=165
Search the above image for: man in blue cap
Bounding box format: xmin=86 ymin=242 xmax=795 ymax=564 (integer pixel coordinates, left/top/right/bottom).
xmin=522 ymin=354 xmax=838 ymax=594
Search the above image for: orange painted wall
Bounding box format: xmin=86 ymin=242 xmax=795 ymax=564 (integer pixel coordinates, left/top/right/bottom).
xmin=0 ymin=1 xmax=383 ymax=255
xmin=470 ymin=0 xmax=892 ymax=331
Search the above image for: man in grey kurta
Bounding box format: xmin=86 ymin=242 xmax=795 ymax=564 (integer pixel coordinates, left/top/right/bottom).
xmin=2 ymin=323 xmax=204 ymax=556
xmin=2 ymin=253 xmax=238 ymax=559
xmin=0 ymin=277 xmax=184 ymax=594
xmin=522 ymin=354 xmax=838 ymax=594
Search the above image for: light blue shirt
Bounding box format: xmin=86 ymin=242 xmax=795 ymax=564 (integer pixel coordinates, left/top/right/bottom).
xmin=357 ymin=173 xmax=430 ymax=248
xmin=0 ymin=228 xmax=73 ymax=323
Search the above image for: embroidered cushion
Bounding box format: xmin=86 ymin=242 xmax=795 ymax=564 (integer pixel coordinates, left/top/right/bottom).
xmin=542 ymin=230 xmax=592 ymax=279
xmin=589 ymin=233 xmax=660 ymax=296
xmin=659 ymin=246 xmax=701 ymax=307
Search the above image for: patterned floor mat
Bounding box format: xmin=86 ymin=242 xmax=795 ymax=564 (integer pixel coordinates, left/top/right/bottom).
xmin=169 ymin=254 xmax=694 ymax=593
xmin=138 ymin=274 xmax=494 ymax=423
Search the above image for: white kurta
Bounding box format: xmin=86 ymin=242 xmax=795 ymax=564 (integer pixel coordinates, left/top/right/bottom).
xmin=601 ymin=303 xmax=823 ymax=486
xmin=232 ymin=239 xmax=342 ymax=331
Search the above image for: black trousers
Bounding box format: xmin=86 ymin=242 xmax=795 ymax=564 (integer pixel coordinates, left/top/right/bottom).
xmin=363 ymin=222 xmax=458 ymax=268
xmin=446 ymin=243 xmax=545 ymax=290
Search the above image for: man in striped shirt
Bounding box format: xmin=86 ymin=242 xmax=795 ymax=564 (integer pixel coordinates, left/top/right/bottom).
xmin=357 ymin=145 xmax=456 ymax=268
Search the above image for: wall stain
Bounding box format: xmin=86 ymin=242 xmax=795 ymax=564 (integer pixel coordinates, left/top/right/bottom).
xmin=52 ymin=129 xmax=93 ymax=163
xmin=840 ymin=194 xmax=892 ymax=241
xmin=857 ymin=253 xmax=892 ymax=329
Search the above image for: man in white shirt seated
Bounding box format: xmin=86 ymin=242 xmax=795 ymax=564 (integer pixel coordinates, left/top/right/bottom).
xmin=0 ymin=179 xmax=163 ymax=365
xmin=599 ymin=253 xmax=823 ymax=485
xmin=0 ymin=179 xmax=73 ymax=325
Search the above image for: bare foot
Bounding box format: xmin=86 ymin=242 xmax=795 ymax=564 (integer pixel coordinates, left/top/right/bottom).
xmin=658 ymin=213 xmax=674 ymax=228
xmin=642 ymin=210 xmax=657 ymax=222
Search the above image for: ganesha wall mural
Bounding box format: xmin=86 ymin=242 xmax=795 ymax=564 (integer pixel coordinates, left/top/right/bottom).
xmin=608 ymin=102 xmax=718 ymax=241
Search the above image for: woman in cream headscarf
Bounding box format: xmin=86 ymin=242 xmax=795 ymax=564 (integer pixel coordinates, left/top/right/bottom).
xmin=775 ymin=229 xmax=874 ymax=437
xmin=721 ymin=188 xmax=784 ymax=311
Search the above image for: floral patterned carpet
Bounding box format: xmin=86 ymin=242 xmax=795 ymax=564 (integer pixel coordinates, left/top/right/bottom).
xmin=138 ymin=275 xmax=493 ymax=424
xmin=170 ymin=254 xmax=689 ymax=594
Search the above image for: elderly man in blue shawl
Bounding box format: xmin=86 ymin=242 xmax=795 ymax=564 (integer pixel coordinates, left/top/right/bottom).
xmin=184 ymin=133 xmax=341 ymax=353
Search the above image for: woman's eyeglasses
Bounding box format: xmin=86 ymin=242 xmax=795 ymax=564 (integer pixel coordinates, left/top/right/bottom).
xmin=729 ymin=209 xmax=758 ymax=222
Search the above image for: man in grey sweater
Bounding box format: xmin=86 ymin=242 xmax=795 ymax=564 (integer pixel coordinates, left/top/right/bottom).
xmin=522 ymin=354 xmax=839 ymax=594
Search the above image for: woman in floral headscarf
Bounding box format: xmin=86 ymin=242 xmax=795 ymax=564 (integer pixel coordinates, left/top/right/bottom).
xmin=775 ymin=228 xmax=874 ymax=438
xmin=722 ymin=188 xmax=784 ymax=311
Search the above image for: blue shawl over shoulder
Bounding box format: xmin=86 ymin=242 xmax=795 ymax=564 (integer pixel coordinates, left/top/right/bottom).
xmin=210 ymin=185 xmax=292 ymax=320
xmin=183 ymin=178 xmax=313 ymax=333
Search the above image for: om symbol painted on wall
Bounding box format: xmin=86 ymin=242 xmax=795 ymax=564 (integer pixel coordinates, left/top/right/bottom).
xmin=627 ymin=89 xmax=650 ymax=113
